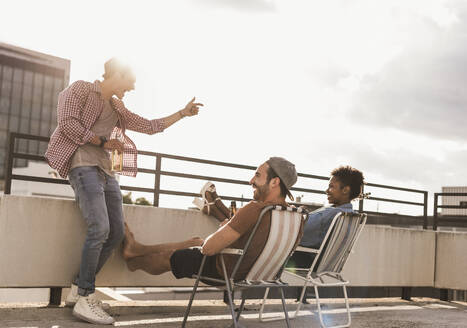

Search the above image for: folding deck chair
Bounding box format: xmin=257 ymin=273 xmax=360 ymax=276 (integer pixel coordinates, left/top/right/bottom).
xmin=182 ymin=205 xmax=306 ymax=328
xmin=259 ymin=211 xmax=367 ymax=328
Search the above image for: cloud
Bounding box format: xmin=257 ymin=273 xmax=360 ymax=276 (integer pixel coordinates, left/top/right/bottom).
xmin=301 ymin=132 xmax=467 ymax=194
xmin=308 ymin=64 xmax=350 ymax=87
xmin=348 ymin=5 xmax=467 ymax=142
xmin=194 ymin=0 xmax=276 ymax=13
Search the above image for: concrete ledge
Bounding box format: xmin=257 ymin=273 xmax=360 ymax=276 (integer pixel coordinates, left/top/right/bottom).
xmin=435 ymin=231 xmax=467 ymax=290
xmin=1 ymin=195 xmax=466 ymax=289
xmin=283 ymin=225 xmax=436 ymax=287
xmin=0 ymin=195 xmax=218 ymax=287
xmin=342 ymin=225 xmax=436 ymax=287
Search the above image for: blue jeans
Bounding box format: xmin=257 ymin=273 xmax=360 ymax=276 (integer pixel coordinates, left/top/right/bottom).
xmin=68 ymin=166 xmax=125 ymax=296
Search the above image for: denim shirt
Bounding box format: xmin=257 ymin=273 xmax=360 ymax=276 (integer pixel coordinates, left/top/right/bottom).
xmin=299 ymin=203 xmax=353 ymax=249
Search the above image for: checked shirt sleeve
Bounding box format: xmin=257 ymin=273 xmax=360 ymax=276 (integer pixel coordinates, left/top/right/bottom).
xmin=112 ymin=98 xmax=166 ymax=134
xmin=57 ymin=81 xmax=96 ymax=145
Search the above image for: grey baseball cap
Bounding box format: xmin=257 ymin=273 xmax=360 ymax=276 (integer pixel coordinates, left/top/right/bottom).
xmin=266 ymin=157 xmax=297 ymax=201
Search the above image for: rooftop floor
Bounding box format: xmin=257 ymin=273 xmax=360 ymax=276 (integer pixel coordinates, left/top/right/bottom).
xmin=1 ymin=298 xmax=467 ymax=328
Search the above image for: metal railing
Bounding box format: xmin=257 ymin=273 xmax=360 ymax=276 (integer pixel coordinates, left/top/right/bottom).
xmin=359 ymin=183 xmax=428 ymax=229
xmin=433 ymin=193 xmax=467 ymax=230
xmin=4 ymin=133 xmax=429 ymax=227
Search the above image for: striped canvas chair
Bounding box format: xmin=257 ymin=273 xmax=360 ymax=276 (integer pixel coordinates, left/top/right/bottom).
xmin=182 ymin=205 xmax=306 ymax=328
xmin=259 ymin=211 xmax=367 ymax=328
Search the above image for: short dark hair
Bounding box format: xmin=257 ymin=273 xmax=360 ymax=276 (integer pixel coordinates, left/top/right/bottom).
xmin=103 ymin=58 xmax=134 ymax=79
xmin=331 ymin=166 xmax=364 ymax=200
xmin=266 ymin=166 xmax=287 ymax=198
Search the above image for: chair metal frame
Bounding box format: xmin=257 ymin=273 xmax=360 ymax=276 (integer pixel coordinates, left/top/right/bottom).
xmin=182 ymin=205 xmax=307 ymax=328
xmin=259 ymin=211 xmax=367 ymax=328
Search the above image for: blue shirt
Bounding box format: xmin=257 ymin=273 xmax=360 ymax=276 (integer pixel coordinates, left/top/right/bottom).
xmin=299 ymin=203 xmax=354 ymax=249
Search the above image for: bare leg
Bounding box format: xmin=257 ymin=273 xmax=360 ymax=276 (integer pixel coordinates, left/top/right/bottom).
xmin=204 ymin=188 xmax=231 ymax=220
xmin=122 ymin=224 xmax=202 ymax=259
xmin=126 ymin=250 xmax=174 ymax=274
xmin=202 ymin=198 xmax=228 ymax=222
xmin=122 ymin=223 xmax=203 ymax=273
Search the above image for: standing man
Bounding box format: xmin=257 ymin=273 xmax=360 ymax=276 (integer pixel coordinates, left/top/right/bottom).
xmin=45 ymin=58 xmax=203 ymax=325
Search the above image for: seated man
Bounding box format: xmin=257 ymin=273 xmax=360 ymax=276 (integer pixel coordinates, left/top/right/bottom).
xmin=123 ymin=157 xmax=298 ymax=283
xmin=287 ymin=165 xmax=364 ymax=269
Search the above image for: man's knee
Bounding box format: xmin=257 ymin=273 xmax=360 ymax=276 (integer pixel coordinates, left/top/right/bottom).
xmin=87 ymin=220 xmax=110 ymax=243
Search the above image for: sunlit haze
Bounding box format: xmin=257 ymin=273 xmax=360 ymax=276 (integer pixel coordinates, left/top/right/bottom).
xmin=2 ymin=0 xmax=465 ymax=214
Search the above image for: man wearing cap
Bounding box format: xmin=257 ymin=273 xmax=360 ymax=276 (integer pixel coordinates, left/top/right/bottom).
xmin=122 ymin=157 xmax=298 ymax=283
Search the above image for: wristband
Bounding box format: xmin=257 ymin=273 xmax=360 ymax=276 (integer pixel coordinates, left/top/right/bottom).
xmin=99 ymin=136 xmax=107 ymax=147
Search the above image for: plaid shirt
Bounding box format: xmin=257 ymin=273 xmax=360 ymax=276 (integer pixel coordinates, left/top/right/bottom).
xmin=45 ymin=80 xmax=165 ymax=178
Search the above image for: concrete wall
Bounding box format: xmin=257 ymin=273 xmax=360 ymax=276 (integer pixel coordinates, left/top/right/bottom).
xmin=0 ymin=195 xmax=466 ymax=289
xmin=0 ymin=195 xmax=219 ymax=287
xmin=342 ymin=225 xmax=436 ymax=287
xmin=283 ymin=226 xmax=436 ymax=287
xmin=435 ymin=231 xmax=467 ymax=290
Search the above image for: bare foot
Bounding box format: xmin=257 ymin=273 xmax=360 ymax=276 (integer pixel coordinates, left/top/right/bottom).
xmin=122 ymin=223 xmax=140 ymax=261
xmin=126 ymin=258 xmax=139 ymax=272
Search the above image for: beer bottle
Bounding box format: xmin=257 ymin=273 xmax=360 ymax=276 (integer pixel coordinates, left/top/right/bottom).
xmin=230 ymin=201 xmax=237 ymax=218
xmin=111 ymin=149 xmax=123 ymax=172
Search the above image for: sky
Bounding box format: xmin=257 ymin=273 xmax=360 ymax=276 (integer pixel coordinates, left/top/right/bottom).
xmin=1 ymin=0 xmax=465 ymax=215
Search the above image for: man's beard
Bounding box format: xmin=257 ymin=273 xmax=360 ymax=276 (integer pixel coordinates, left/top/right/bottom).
xmin=253 ymin=183 xmax=269 ymax=201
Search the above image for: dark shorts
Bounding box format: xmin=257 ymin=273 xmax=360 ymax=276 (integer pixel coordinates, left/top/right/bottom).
xmin=170 ymin=248 xmax=222 ymax=284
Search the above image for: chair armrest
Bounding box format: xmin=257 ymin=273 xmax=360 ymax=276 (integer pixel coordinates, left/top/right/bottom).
xmin=295 ymin=246 xmax=319 ymax=254
xmin=190 ymin=246 xmax=243 ymax=255
xmin=220 ymin=248 xmax=244 ymax=255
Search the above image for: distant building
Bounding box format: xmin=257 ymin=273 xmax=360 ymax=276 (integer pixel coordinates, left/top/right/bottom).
xmin=441 ymin=186 xmax=467 ymax=216
xmin=0 ymin=42 xmax=70 ymax=188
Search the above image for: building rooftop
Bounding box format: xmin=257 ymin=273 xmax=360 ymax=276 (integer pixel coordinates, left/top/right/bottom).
xmin=1 ymin=297 xmax=466 ymax=327
xmin=0 ymin=41 xmax=70 ymax=71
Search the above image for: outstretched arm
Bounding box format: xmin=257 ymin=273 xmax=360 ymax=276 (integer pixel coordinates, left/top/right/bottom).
xmin=161 ymin=97 xmax=203 ymax=129
xmin=117 ymin=97 xmax=204 ymax=134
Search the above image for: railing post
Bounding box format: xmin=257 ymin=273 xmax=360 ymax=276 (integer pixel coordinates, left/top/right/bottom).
xmin=4 ymin=132 xmax=16 ymax=195
xmin=433 ymin=193 xmax=439 ymax=231
xmin=358 ymin=185 xmax=364 ymax=212
xmin=423 ymin=191 xmax=428 ymax=230
xmin=48 ymin=287 xmax=62 ymax=307
xmin=401 ymin=287 xmax=412 ymax=301
xmin=440 ymin=288 xmax=449 ymax=302
xmin=153 ymin=155 xmax=161 ymax=207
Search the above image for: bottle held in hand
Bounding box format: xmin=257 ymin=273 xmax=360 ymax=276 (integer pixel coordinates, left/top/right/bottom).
xmin=111 ymin=149 xmax=123 ymax=172
xmin=230 ymin=201 xmax=237 ymax=218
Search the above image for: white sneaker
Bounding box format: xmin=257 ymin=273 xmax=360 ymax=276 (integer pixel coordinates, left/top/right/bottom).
xmin=72 ymin=294 xmax=115 ymax=325
xmin=65 ymin=284 xmax=110 ymax=310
